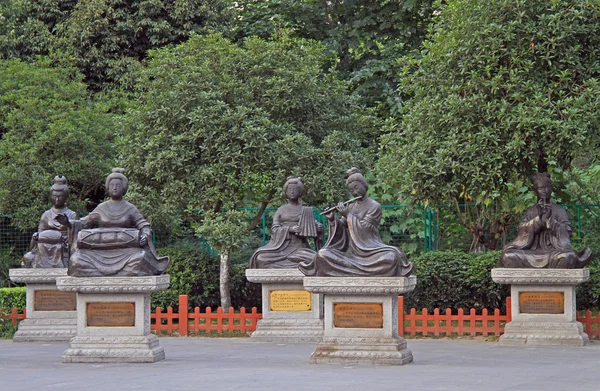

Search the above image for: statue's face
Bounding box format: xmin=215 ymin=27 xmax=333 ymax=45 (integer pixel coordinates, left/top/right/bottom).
xmin=51 ymin=190 xmax=67 ymax=208
xmin=286 ymin=183 xmax=302 ymax=201
xmin=108 ymin=179 xmax=125 ymax=199
xmin=536 ymin=183 xmax=552 ymax=200
xmin=348 ymin=180 xmax=366 ymax=198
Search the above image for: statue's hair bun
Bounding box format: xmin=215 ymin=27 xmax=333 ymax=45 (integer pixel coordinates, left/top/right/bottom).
xmin=53 ymin=176 xmax=67 ymax=185
xmin=346 ymin=167 xmax=361 ymax=178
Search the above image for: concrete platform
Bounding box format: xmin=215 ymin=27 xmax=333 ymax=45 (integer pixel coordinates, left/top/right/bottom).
xmin=1 ymin=337 xmax=600 ymax=391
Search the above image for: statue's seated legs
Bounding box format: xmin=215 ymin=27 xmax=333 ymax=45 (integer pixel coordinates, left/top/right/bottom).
xmin=500 ymin=249 xmax=592 ymax=269
xmin=304 ymin=248 xmax=403 ymax=277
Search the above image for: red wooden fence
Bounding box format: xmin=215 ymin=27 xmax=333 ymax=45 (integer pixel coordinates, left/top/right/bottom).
xmin=152 ymin=295 xmax=262 ymax=336
xmin=398 ymin=296 xmax=512 ymax=337
xmin=4 ymin=295 xmax=600 ymax=339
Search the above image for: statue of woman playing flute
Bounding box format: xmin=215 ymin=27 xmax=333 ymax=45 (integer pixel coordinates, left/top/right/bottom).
xmin=249 ymin=177 xmax=324 ymax=269
xmin=299 ymin=168 xmax=413 ymax=277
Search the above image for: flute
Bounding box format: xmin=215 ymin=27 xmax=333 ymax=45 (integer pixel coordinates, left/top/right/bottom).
xmin=320 ymin=196 xmax=363 ymax=215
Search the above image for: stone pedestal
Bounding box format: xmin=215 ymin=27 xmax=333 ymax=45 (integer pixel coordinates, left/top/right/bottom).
xmin=56 ymin=275 xmax=170 ymax=363
xmin=492 ymin=268 xmax=589 ymax=346
xmin=303 ymin=276 xmax=416 ymax=365
xmin=8 ymin=268 xmax=76 ymax=342
xmin=246 ymin=269 xmax=323 ymax=343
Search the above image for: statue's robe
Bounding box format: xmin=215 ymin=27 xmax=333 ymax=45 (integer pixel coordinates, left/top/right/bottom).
xmin=299 ymin=197 xmax=413 ymax=277
xmin=249 ymin=204 xmax=317 ymax=269
xmin=500 ymin=202 xmax=592 ymax=268
xmin=68 ymin=200 xmax=169 ymax=276
xmin=23 ymin=208 xmax=77 ymax=268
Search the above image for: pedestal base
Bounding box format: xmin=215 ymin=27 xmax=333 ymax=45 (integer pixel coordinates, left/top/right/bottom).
xmin=304 ymin=276 xmax=417 ymax=366
xmin=311 ymin=336 xmax=413 ymax=365
xmin=499 ymin=321 xmax=588 ymax=346
xmin=62 ymin=334 xmax=165 ymax=363
xmin=56 ymin=275 xmax=169 ymax=363
xmin=246 ymin=269 xmax=323 ymax=343
xmin=13 ymin=318 xmax=76 ymax=342
xmin=9 ymin=268 xmax=76 ymax=342
xmin=492 ymin=268 xmax=589 ymax=347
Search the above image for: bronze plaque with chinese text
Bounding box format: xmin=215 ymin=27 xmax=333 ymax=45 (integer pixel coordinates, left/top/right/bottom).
xmin=270 ymin=290 xmax=311 ymax=311
xmin=334 ymin=303 xmax=383 ymax=328
xmin=519 ymin=292 xmax=564 ymax=314
xmin=34 ymin=290 xmax=76 ymax=311
xmin=87 ymin=302 xmax=135 ymax=327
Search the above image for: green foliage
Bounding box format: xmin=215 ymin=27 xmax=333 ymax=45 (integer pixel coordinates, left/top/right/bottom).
xmin=0 ymin=287 xmax=25 ymax=339
xmin=0 ymin=246 xmax=22 ymax=288
xmin=120 ymin=31 xmax=374 ymax=229
xmin=0 ymin=58 xmax=116 ymax=227
xmin=194 ymin=210 xmax=252 ymax=254
xmin=379 ymin=0 xmax=600 ymax=249
xmin=151 ymin=243 xmax=260 ymax=310
xmin=405 ymin=251 xmax=509 ymax=311
xmin=0 ymin=286 xmax=26 ymax=312
xmin=55 ymin=0 xmax=233 ymax=90
xmin=232 ymin=0 xmax=436 ymax=116
xmin=0 ymin=0 xmax=62 ymax=61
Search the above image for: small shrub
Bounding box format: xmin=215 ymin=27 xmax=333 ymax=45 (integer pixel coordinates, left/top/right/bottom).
xmin=0 ymin=286 xmax=26 ymax=312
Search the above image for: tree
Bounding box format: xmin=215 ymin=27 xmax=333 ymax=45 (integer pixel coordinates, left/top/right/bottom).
xmin=0 ymin=58 xmax=116 ymax=227
xmin=119 ymin=32 xmax=376 ymax=308
xmin=378 ymin=0 xmax=600 ymax=251
xmin=0 ymin=0 xmax=232 ymax=91
xmin=55 ymin=0 xmax=233 ymax=91
xmin=232 ymin=0 xmax=436 ymax=116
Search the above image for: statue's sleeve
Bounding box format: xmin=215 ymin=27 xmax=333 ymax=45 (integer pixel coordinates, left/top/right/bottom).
xmin=131 ymin=206 xmax=150 ymax=232
xmin=505 ymin=207 xmax=542 ymax=250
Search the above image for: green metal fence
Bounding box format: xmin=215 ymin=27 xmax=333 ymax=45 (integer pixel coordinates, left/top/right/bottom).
xmin=2 ymin=204 xmax=598 ymax=261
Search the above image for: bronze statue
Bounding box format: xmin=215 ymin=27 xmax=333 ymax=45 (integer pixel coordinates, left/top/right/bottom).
xmin=299 ymin=168 xmax=413 ymax=277
xmin=56 ymin=168 xmax=170 ymax=277
xmin=499 ymin=172 xmax=592 ymax=268
xmin=22 ymin=176 xmax=77 ymax=268
xmin=249 ymin=177 xmax=323 ymax=269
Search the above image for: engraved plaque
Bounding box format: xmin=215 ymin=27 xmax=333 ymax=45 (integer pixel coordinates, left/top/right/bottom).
xmin=270 ymin=290 xmax=311 ymax=311
xmin=519 ymin=292 xmax=564 ymax=314
xmin=34 ymin=290 xmax=77 ymax=311
xmin=87 ymin=302 xmax=135 ymax=327
xmin=334 ymin=303 xmax=383 ymax=328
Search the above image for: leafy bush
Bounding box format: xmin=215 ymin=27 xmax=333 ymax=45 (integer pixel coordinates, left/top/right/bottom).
xmin=405 ymin=251 xmax=509 ymax=312
xmin=0 ymin=286 xmax=25 ymax=312
xmin=152 ymin=243 xmax=260 ymax=311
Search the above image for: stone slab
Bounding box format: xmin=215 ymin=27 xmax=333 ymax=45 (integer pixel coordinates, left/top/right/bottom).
xmin=56 ymin=275 xmax=169 ymax=363
xmin=304 ymin=276 xmax=416 ymax=365
xmin=310 ymin=337 xmax=413 ymax=366
xmin=492 ymin=268 xmax=589 ymax=346
xmin=9 ymin=268 xmax=77 ymax=342
xmin=62 ymin=334 xmax=165 ymax=363
xmin=247 ymin=269 xmax=323 ymax=343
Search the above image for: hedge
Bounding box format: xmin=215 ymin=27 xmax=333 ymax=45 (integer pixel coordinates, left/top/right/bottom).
xmin=405 ymin=251 xmax=510 ymax=312
xmin=0 ymin=287 xmax=26 ymax=312
xmin=152 ymin=243 xmax=261 ymax=311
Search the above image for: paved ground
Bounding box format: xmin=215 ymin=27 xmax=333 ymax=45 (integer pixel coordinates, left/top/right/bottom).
xmin=1 ymin=337 xmax=599 ymax=391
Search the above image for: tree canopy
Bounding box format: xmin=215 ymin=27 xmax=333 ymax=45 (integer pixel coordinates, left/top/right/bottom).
xmin=378 ymin=0 xmax=600 ymax=249
xmin=119 ymin=32 xmax=376 ymax=231
xmin=0 ymin=58 xmax=116 ymax=227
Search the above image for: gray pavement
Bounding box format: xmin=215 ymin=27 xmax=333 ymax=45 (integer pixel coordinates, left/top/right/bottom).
xmin=1 ymin=337 xmax=599 ymax=391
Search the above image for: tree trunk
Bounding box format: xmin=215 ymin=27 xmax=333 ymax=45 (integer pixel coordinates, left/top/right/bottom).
xmin=219 ymin=251 xmax=231 ymax=313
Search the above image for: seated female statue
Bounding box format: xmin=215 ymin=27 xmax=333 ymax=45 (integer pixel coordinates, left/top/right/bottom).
xmin=299 ymin=168 xmax=413 ymax=277
xmin=499 ymin=172 xmax=592 ymax=268
xmin=23 ymin=176 xmax=77 ymax=268
xmin=249 ymin=177 xmax=323 ymax=269
xmin=56 ymin=168 xmax=170 ymax=277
